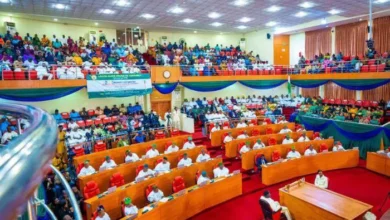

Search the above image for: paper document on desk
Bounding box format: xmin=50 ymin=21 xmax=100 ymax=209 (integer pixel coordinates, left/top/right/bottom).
xmin=143 ymin=206 xmax=153 ymax=212
xmin=159 ymin=197 xmax=169 ymax=203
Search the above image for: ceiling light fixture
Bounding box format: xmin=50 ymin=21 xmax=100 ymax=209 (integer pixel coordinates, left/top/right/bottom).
xmin=194 ymin=31 xmax=197 ymax=33
xmin=95 ymin=22 xmax=99 ymax=26
xmin=115 ymin=0 xmax=130 ymax=6
xmin=266 ymin=21 xmax=278 ymax=27
xmin=168 ymin=6 xmax=185 ymax=14
xmin=359 ymin=18 xmax=363 ymax=21
xmin=321 ymin=18 xmax=327 ymax=24
xmin=182 ymin=18 xmax=195 ymax=23
xmin=294 ymin=11 xmax=308 ymax=17
xmin=238 ymin=17 xmax=253 ymax=23
xmin=53 ymin=18 xmax=58 ymax=21
xmin=231 ymin=0 xmax=252 ymax=6
xmin=374 ymin=0 xmax=390 ymax=3
xmin=53 ymin=3 xmax=67 ymax=9
xmin=0 ymin=0 xmax=11 ymax=3
xmin=299 ymin=1 xmax=316 ymax=8
xmin=208 ymin=12 xmax=221 ymax=19
xmin=101 ymin=9 xmax=115 ymax=14
xmin=328 ymin=9 xmax=341 ymax=15
xmin=140 ymin=13 xmax=155 ymax=19
xmin=210 ymin=22 xmax=223 ymax=27
xmin=237 ymin=25 xmax=248 ymax=29
xmin=265 ymin=5 xmax=281 ymax=12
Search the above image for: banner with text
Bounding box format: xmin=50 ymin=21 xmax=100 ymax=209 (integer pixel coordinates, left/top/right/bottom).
xmin=86 ymin=74 xmax=152 ymax=98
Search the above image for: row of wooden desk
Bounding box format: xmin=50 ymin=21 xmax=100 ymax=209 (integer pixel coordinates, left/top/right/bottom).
xmin=78 ymin=146 xmax=205 ymax=194
xmin=225 ymin=130 xmax=314 ymax=158
xmin=120 ymin=174 xmax=242 ymax=220
xmin=241 ymin=139 xmax=334 ymax=170
xmin=210 ymin=123 xmax=295 ymax=147
xmin=74 ymin=135 xmax=190 ymax=170
xmin=85 ymin=157 xmax=223 ymax=220
xmin=366 ymin=152 xmax=390 ymax=177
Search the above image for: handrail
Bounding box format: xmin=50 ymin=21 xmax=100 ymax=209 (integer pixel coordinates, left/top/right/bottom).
xmin=0 ymin=104 xmax=58 ymax=220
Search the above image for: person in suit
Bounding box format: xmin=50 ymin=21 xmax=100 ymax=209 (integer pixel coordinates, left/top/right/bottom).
xmin=255 ymin=154 xmax=267 ymax=172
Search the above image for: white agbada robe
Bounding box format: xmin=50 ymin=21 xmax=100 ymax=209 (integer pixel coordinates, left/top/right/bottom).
xmin=125 ymin=153 xmax=140 ymax=163
xmin=1 ymin=131 xmax=18 ymax=144
xmin=236 ymin=122 xmax=248 ymax=128
xmin=100 ymin=160 xmax=117 ymax=170
xmin=146 ymin=149 xmax=159 ymax=158
xmin=124 ymin=205 xmax=138 ymax=216
xmin=314 ymin=137 xmax=323 ymax=141
xmin=154 ymin=162 xmax=170 ymax=172
xmin=332 ymin=145 xmax=345 ymax=152
xmin=183 ymin=141 xmax=195 ymax=150
xmin=260 ymin=196 xmax=292 ymax=220
xmin=172 ymin=109 xmax=181 ymax=129
xmin=304 ymin=149 xmax=317 ymax=156
xmin=56 ymin=67 xmax=68 ymax=79
xmin=277 ymin=120 xmax=288 ymax=124
xmin=197 ymin=175 xmax=210 ymax=185
xmin=237 ymin=134 xmax=249 ymax=139
xmin=240 ymin=146 xmax=250 ymax=154
xmin=95 ymin=213 xmax=110 ymax=220
xmin=196 ymin=153 xmax=211 ymax=162
xmin=77 ymin=166 xmax=96 ymax=177
xmin=286 ymin=151 xmax=301 ymax=159
xmin=68 ymin=122 xmax=79 ymax=130
xmin=315 ymin=174 xmax=328 ymax=189
xmin=178 ymin=158 xmax=192 ymax=166
xmin=279 ymin=128 xmax=292 ymax=134
xmin=297 ymin=136 xmax=310 ymax=142
xmin=253 ymin=142 xmax=265 ymax=150
xmin=165 ymin=145 xmax=179 ymax=154
xmin=136 ymin=169 xmax=155 ymax=180
xmin=282 ymin=138 xmax=294 ymax=145
xmin=213 ymin=167 xmax=229 ymax=178
xmin=147 ymin=190 xmax=164 ymax=203
xmin=223 ymin=135 xmax=233 ymax=143
xmin=36 ymin=66 xmax=53 ymax=80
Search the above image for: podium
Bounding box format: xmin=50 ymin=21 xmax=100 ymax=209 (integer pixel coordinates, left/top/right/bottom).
xmin=279 ymin=181 xmax=372 ymax=220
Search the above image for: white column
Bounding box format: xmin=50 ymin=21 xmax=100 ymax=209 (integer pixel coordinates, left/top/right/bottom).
xmin=145 ymin=94 xmax=151 ymax=112
xmin=356 ymin=90 xmax=362 ymax=100
xmin=331 ymin=27 xmax=336 ymax=54
xmin=319 ymin=85 xmax=325 ymax=98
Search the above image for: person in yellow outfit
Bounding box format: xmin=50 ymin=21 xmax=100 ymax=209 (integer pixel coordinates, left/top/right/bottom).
xmin=92 ymin=55 xmax=102 ymax=66
xmin=98 ymin=40 xmax=104 ymax=47
xmin=52 ymin=153 xmax=67 ymax=171
xmin=73 ymin=53 xmax=83 ymax=66
xmin=56 ymin=125 xmax=67 ymax=157
xmin=126 ymin=53 xmax=138 ymax=63
xmin=220 ymin=60 xmax=227 ymax=70
xmin=348 ymin=105 xmax=358 ymax=119
xmin=41 ymin=34 xmax=50 ymax=47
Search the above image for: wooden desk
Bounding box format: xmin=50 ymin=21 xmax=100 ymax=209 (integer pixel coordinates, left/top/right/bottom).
xmin=279 ymin=182 xmax=372 ymax=220
xmin=120 ymin=173 xmax=242 ymax=220
xmin=210 ymin=123 xmax=295 ymax=147
xmin=74 ymin=135 xmax=190 ymax=170
xmin=84 ymin=158 xmax=223 ymax=220
xmin=366 ymin=152 xmax=390 ymax=177
xmin=225 ymin=131 xmax=313 ymax=158
xmin=263 ymin=149 xmax=359 ymax=185
xmin=241 ymin=139 xmax=334 ymax=170
xmin=78 ymin=146 xmax=204 ymax=194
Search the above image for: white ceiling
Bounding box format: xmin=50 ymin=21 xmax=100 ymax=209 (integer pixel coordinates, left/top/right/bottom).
xmin=1 ymin=0 xmax=390 ymax=33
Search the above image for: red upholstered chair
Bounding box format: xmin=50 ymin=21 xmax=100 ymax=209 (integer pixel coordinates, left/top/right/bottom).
xmin=259 ymin=198 xmax=282 ymax=220
xmin=77 ymin=120 xmax=85 ymax=127
xmin=2 ymin=70 xmax=14 ymax=80
xmin=361 ymin=65 xmax=369 ymax=72
xmin=329 ymin=99 xmax=335 ymax=105
xmin=171 ymin=129 xmax=180 ymax=137
xmin=85 ymin=119 xmax=94 ymax=126
xmin=362 ymin=100 xmax=370 ymax=108
xmin=368 ymin=59 xmax=376 ymax=65
xmin=94 ymin=118 xmax=102 ymax=125
xmin=155 ymin=131 xmax=166 ymax=139
xmin=195 ymin=170 xmax=201 ymax=182
xmin=14 ymin=71 xmax=26 ymax=80
xmin=313 ymin=132 xmax=320 ymax=139
xmin=136 ymin=165 xmax=144 ymax=175
xmin=155 ymin=158 xmax=163 ymax=166
xmin=83 ymin=181 xmax=100 ymax=199
xmin=252 ymin=129 xmax=260 ymax=136
xmin=268 ymin=137 xmax=276 ymax=146
xmin=348 ymin=100 xmax=356 ymax=105
xmin=76 ymin=163 xmax=84 ymax=175
xmin=378 ymin=64 xmax=385 ymax=72
xmin=94 ymin=141 xmax=107 ymax=152
xmin=266 ymin=127 xmax=273 ymax=134
xmin=29 ymin=70 xmax=38 ymax=80
xmin=145 ymin=184 xmax=154 ymax=200
xmin=111 ymin=116 xmax=118 ymax=122
xmin=237 ymin=142 xmax=246 ymax=155
xmin=264 ymin=118 xmax=271 ymax=124
xmin=102 ymin=117 xmax=112 ymax=125
xmin=334 ymin=99 xmax=341 ymax=105
xmin=341 ymin=99 xmax=348 ymax=105
xmin=253 ymin=153 xmax=263 ymax=172
xmin=223 ymin=121 xmax=230 ymax=129
xmin=165 ymin=141 xmax=172 ymax=151
xmin=250 ymin=119 xmax=257 ymax=126
xmin=271 ymin=150 xmax=281 ymax=162
xmin=371 ymin=101 xmax=379 ymax=107
xmin=73 ymin=147 xmax=85 ymax=157
xmin=110 ymin=172 xmax=125 ymax=187
xmin=322 ymin=98 xmax=329 ymax=104
xmin=172 ymin=176 xmax=185 ymax=193
xmin=106 ymin=125 xmax=114 ymax=132
xmin=355 ymin=100 xmax=362 ymax=107
xmin=208 ymin=123 xmax=215 ymax=132
xmin=61 ymin=112 xmax=70 ymax=120
xmin=87 ymin=109 xmax=95 ymax=117
xmin=320 ymin=143 xmax=328 ymax=152
xmin=91 ymin=211 xmax=98 ymax=220
xmin=98 ymin=114 xmax=107 ymax=119
xmin=369 ymin=65 xmax=377 ymax=72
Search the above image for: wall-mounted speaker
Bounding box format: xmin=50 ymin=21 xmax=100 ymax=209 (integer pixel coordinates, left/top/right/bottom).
xmin=267 ymin=33 xmax=271 ymax=39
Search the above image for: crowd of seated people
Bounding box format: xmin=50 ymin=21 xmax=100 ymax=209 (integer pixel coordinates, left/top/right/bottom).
xmin=0 ymin=115 xmax=31 ymax=145
xmin=297 ymin=51 xmax=390 ymax=74
xmin=0 ymin=31 xmax=149 ymax=80
xmin=295 ymin=96 xmax=389 ymax=125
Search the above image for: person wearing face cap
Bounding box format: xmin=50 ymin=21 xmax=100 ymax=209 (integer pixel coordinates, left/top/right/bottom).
xmin=100 ymin=156 xmax=117 ymax=170
xmin=253 ymin=139 xmax=265 ymax=150
xmin=183 ymin=136 xmax=196 ymax=150
xmin=95 ymin=205 xmax=111 ymax=220
xmin=165 ymin=142 xmax=179 ymax=154
xmin=213 ymin=162 xmax=229 ymax=178
xmin=197 ymin=170 xmax=210 ymax=185
xmin=196 ymin=148 xmax=211 ymax=162
xmin=240 ymin=141 xmax=251 ymax=155
xmin=209 ymin=123 xmax=220 ymax=139
xmin=332 ymin=141 xmax=345 ymax=152
xmin=304 ymin=144 xmax=318 ymax=156
xmin=123 ymin=197 xmax=138 ymax=216
xmin=77 ymin=160 xmax=96 ymax=177
xmin=279 ymin=124 xmax=292 ymax=134
xmin=125 ymin=150 xmax=140 ymax=163
xmin=178 ymin=153 xmax=193 ymax=166
xmin=286 ymin=146 xmax=301 ymax=159
xmin=147 ymin=185 xmax=164 ymax=203
xmin=237 ymin=130 xmax=249 ymax=139
xmin=154 ymin=157 xmax=170 ymax=172
xmin=282 ymin=134 xmax=294 ymax=144
xmin=146 ymin=144 xmax=159 ymax=158
xmin=136 ymin=164 xmax=156 ymax=180
xmin=314 ymin=133 xmax=323 ymax=141
xmin=297 ymin=131 xmax=310 ymax=142
xmin=223 ymin=132 xmax=234 ymax=144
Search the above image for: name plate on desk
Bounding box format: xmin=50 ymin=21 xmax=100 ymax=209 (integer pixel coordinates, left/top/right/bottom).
xmin=107 ymin=186 xmax=117 ymax=194
xmin=322 ymin=150 xmax=329 ymax=153
xmin=177 ymin=164 xmax=185 ymax=169
xmin=198 ymin=181 xmax=207 ymax=187
xmin=232 ymin=170 xmax=240 ymax=175
xmin=176 ymin=189 xmax=186 ymax=197
xmin=135 ymin=177 xmax=145 ymax=183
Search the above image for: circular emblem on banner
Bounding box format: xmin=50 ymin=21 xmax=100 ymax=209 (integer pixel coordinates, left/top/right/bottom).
xmin=163 ymin=70 xmax=171 ymax=79
xmin=91 ymin=75 xmax=97 ymax=80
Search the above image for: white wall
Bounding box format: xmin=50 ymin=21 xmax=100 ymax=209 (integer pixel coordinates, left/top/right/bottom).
xmin=245 ymin=29 xmax=274 ymax=64
xmin=0 ymin=88 xmax=136 ymax=113
xmin=183 ymin=83 xmax=290 ymax=100
xmin=148 ymin=31 xmax=244 ymax=48
xmin=289 ymin=32 xmax=305 ymax=65
xmin=0 ymin=15 xmax=117 ymax=42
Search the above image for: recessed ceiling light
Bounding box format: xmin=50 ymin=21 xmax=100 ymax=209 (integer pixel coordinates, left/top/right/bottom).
xmin=321 ymin=18 xmax=327 ymax=24
xmin=294 ymin=11 xmax=308 ymax=17
xmin=231 ymin=0 xmax=252 ymax=6
xmin=265 ymin=5 xmax=281 ymax=12
xmin=359 ymin=18 xmax=363 ymax=21
xmin=328 ymin=9 xmax=341 ymax=15
xmin=210 ymin=22 xmax=223 ymax=27
xmin=53 ymin=3 xmax=68 ymax=9
xmin=140 ymin=13 xmax=155 ymax=19
xmin=374 ymin=0 xmax=389 ymax=3
xmin=182 ymin=18 xmax=195 ymax=23
xmin=95 ymin=22 xmax=99 ymax=26
xmin=299 ymin=1 xmax=316 ymax=8
xmin=115 ymin=0 xmax=130 ymax=6
xmin=194 ymin=31 xmax=197 ymax=33
xmin=0 ymin=0 xmax=11 ymax=3
xmin=266 ymin=21 xmax=278 ymax=27
xmin=237 ymin=25 xmax=248 ymax=29
xmin=168 ymin=6 xmax=185 ymax=14
xmin=53 ymin=18 xmax=58 ymax=21
xmin=101 ymin=9 xmax=115 ymax=14
xmin=238 ymin=17 xmax=253 ymax=23
xmin=208 ymin=12 xmax=221 ymax=19
xmin=136 ymin=26 xmax=140 ymax=29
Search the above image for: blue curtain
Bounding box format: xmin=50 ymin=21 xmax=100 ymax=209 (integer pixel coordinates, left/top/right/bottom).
xmin=0 ymin=87 xmax=85 ymax=102
xmin=332 ymin=79 xmax=390 ymax=90
xmin=291 ymin=80 xmax=329 ymax=88
xmin=239 ymin=80 xmax=287 ymax=89
xmin=181 ymin=81 xmax=236 ymax=92
xmin=153 ymin=82 xmax=179 ymax=94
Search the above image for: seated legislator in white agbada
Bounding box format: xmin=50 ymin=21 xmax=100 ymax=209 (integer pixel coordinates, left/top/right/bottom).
xmin=213 ymin=162 xmax=229 ymax=178
xmin=304 ymin=145 xmax=317 ymax=156
xmin=223 ymin=132 xmax=234 ymax=144
xmin=236 ymin=120 xmax=248 ymax=128
xmin=240 ymin=142 xmax=251 ymax=155
xmin=253 ymin=139 xmax=266 ymax=150
xmin=165 ymin=142 xmax=179 ymax=154
xmin=286 ymin=147 xmax=301 ymax=159
xmin=136 ymin=164 xmax=156 ymax=180
xmin=196 ymin=148 xmax=211 ymax=162
xmin=183 ymin=137 xmax=196 ymax=150
xmin=178 ymin=153 xmax=193 ymax=166
xmin=332 ymin=141 xmax=345 ymax=152
xmin=282 ymin=134 xmax=294 ymax=144
xmin=279 ymin=125 xmax=292 ymax=134
xmin=314 ymin=170 xmax=328 ymax=189
xmin=237 ymin=131 xmax=249 ymax=139
xmin=77 ymin=160 xmax=96 ymax=177
xmin=146 ymin=144 xmax=160 ymax=158
xmin=147 ymin=185 xmax=164 ymax=203
xmin=260 ymin=190 xmax=292 ymax=220
xmin=210 ymin=123 xmax=221 ymax=138
xmin=125 ymin=150 xmax=140 ymax=163
xmin=100 ymin=156 xmax=117 ymax=170
xmin=297 ymin=132 xmax=310 ymax=142
xmin=154 ymin=157 xmax=170 ymax=172
xmin=197 ymin=170 xmax=210 ymax=185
